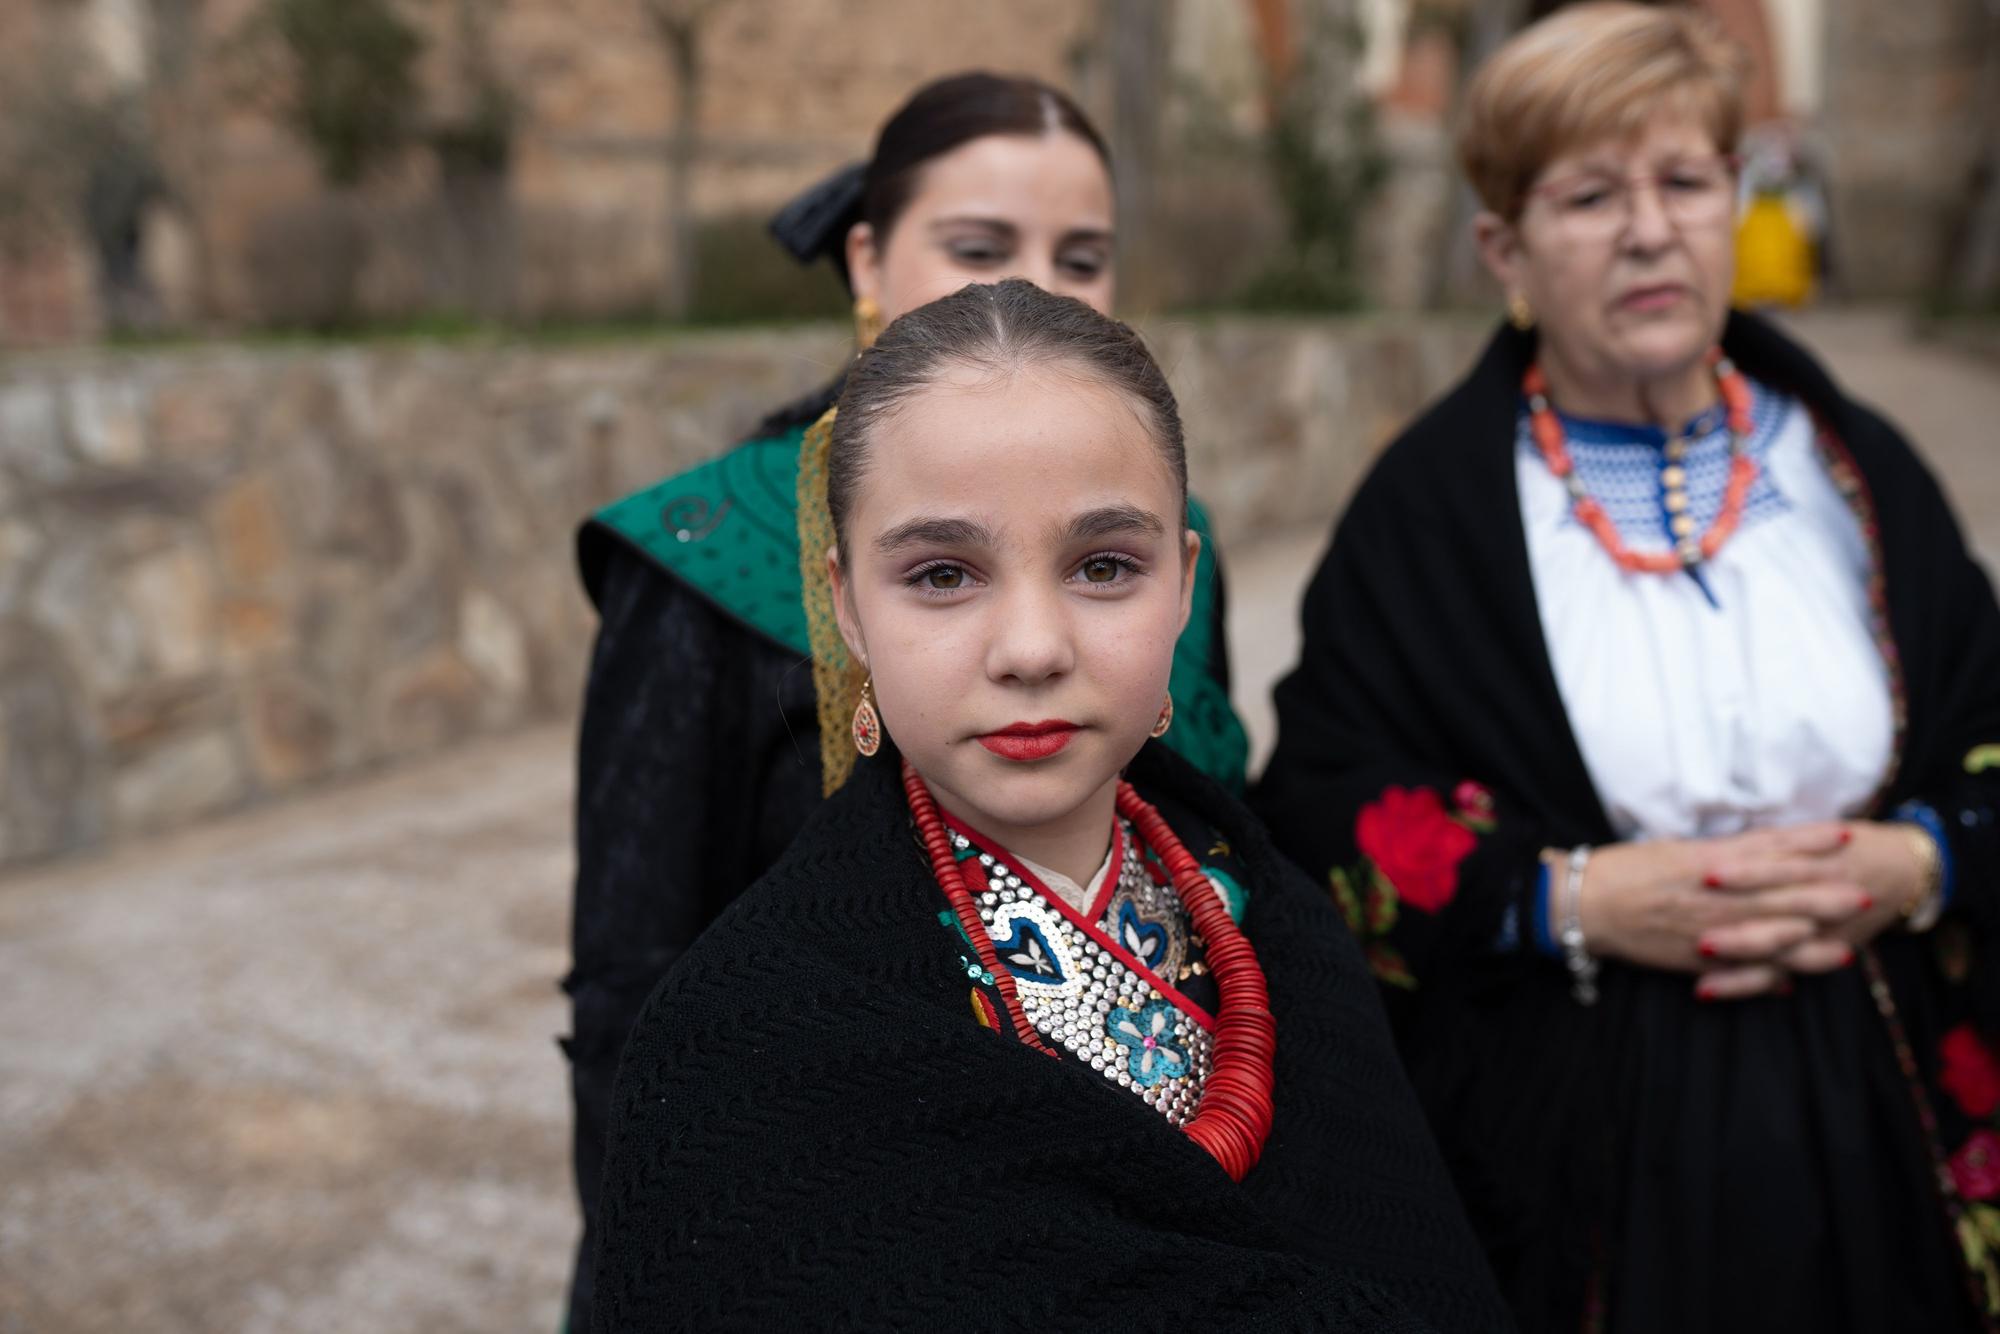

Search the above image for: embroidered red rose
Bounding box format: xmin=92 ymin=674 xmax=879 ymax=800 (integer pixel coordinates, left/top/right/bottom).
xmin=1356 ymin=786 xmax=1478 ymax=915
xmin=1943 ymin=1024 xmax=2000 ymax=1120
xmin=1954 ymin=1130 xmax=2000 ymax=1201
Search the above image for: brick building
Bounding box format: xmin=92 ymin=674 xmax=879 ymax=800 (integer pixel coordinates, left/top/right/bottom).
xmin=0 ymin=0 xmax=1986 ymax=342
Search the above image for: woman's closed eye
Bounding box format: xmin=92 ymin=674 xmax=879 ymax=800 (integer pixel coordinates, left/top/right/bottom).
xmin=1665 ymin=169 xmax=1723 ymax=195
xmin=1057 ymin=247 xmax=1108 ymax=280
xmin=944 ymin=238 xmax=1011 ymax=267
xmin=1561 ymin=182 xmax=1616 ymax=211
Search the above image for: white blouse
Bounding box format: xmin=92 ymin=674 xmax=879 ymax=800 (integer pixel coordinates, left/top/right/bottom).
xmin=1516 ymin=382 xmax=1894 ymax=842
xmin=1017 ymin=840 xmax=1119 ymax=916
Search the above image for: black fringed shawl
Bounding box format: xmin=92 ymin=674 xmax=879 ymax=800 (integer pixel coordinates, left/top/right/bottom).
xmin=587 ymin=742 xmax=1515 ymax=1332
xmin=1254 ymin=311 xmax=2000 ymax=1330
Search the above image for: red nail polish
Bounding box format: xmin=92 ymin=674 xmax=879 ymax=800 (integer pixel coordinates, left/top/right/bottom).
xmin=1702 ymin=873 xmax=1723 ymax=889
xmin=1698 ymin=940 xmax=1718 ymax=958
xmin=1859 ymin=894 xmax=1874 ymax=911
xmin=1838 ymin=829 xmax=1853 ymax=846
xmin=1696 ymin=986 xmax=1717 ymax=1002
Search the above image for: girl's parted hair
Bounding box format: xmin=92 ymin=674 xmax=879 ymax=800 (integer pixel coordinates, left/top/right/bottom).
xmin=827 ymin=279 xmax=1185 ymax=557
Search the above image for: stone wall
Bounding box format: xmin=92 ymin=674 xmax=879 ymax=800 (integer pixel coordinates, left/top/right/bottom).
xmin=0 ymin=315 xmax=1489 ymax=867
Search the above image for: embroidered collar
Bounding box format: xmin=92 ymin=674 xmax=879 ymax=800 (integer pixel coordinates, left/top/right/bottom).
xmin=938 ymin=809 xmax=1219 ymax=1125
xmin=1549 ymin=399 xmax=1731 ymax=447
xmin=1519 ymin=377 xmax=1796 ymax=550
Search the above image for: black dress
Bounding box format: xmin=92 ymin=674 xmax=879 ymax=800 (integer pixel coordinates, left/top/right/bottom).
xmin=587 ymin=740 xmax=1516 ymax=1332
xmin=1253 ymin=313 xmax=2000 ymax=1333
xmin=562 ymin=397 xmax=1248 ymax=1331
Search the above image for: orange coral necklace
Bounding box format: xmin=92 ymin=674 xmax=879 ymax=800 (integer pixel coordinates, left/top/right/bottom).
xmin=1525 ymin=349 xmax=1758 ymax=574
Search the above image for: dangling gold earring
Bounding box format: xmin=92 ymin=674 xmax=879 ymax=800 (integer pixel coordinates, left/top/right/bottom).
xmin=853 ymin=295 xmax=883 ymax=351
xmin=1507 ymin=292 xmax=1535 ymax=331
xmin=851 ymin=676 xmax=882 ymax=757
xmin=1150 ymin=693 xmax=1174 ymax=739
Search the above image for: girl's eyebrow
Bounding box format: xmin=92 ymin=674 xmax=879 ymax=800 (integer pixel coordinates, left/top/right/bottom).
xmin=1060 ymin=505 xmax=1165 ymax=543
xmin=875 ymin=515 xmax=996 ymax=555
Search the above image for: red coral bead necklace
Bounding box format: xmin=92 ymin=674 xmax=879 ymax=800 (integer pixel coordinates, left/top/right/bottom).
xmin=1525 ymin=347 xmax=1758 ymax=575
xmin=903 ymin=758 xmax=1277 ymax=1182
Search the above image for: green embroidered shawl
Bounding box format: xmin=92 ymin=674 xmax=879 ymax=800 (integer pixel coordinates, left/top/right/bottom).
xmin=588 ymin=425 xmax=1249 ymax=791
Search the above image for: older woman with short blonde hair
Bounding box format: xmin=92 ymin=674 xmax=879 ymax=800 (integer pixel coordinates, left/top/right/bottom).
xmin=1257 ymin=4 xmax=2000 ymax=1330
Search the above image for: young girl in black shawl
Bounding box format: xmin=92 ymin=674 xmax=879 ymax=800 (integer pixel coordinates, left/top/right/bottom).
xmin=584 ymin=279 xmax=1512 ymax=1332
xmin=564 ymin=73 xmax=1247 ymax=1330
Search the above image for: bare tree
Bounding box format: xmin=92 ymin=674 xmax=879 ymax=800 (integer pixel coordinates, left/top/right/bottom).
xmin=1238 ymin=0 xmax=1386 ymax=311
xmin=639 ymin=0 xmax=731 ymax=321
xmin=0 ymin=19 xmax=173 ymax=335
xmin=1423 ymin=0 xmax=1527 ymax=308
xmin=145 ymin=0 xmax=219 ymax=324
xmin=1102 ymin=0 xmax=1171 ymax=312
xmin=1935 ymin=0 xmax=2000 ymax=308
xmin=216 ymin=0 xmax=424 ymax=328
xmin=430 ymin=0 xmax=515 ymax=320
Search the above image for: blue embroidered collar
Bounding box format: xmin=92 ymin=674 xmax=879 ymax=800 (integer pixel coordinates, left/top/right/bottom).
xmin=1544 ymin=399 xmax=1732 ymax=449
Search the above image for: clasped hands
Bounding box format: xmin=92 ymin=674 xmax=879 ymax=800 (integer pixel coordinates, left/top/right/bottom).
xmin=1573 ymin=822 xmax=1927 ymax=1001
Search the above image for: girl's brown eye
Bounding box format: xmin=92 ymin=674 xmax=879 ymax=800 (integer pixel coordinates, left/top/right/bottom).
xmin=924 ymin=566 xmax=965 ymax=590
xmin=1082 ymin=558 xmax=1120 ymax=583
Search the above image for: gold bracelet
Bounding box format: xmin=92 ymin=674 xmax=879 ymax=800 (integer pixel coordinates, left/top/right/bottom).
xmin=1902 ymin=824 xmax=1945 ymax=933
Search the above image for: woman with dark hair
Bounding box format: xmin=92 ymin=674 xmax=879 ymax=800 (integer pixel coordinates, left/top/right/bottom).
xmin=562 ymin=73 xmax=1248 ymax=1330
xmin=1255 ymin=5 xmax=2000 ymax=1330
xmin=586 ymin=279 xmax=1510 ymax=1332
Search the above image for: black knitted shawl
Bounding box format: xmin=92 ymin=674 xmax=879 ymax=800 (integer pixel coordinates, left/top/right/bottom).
xmin=588 ymin=741 xmax=1515 ymax=1332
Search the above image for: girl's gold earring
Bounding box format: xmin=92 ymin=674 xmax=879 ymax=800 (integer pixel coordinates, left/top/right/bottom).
xmin=1150 ymin=693 xmax=1174 ymax=739
xmin=1507 ymin=292 xmax=1536 ymax=331
xmin=851 ymin=677 xmax=882 ymax=757
xmin=853 ymin=296 xmax=883 ymax=351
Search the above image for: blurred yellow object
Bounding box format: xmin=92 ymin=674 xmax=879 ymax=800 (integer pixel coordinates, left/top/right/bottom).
xmin=1733 ymin=193 xmax=1816 ymax=307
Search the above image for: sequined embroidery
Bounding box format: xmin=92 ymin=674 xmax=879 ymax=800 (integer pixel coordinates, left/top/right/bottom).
xmin=1109 ymin=1002 xmax=1190 ymax=1087
xmin=1114 ymin=900 xmax=1173 ymax=973
xmin=991 ymin=914 xmax=1069 ymax=984
xmin=951 ymin=821 xmax=1214 ymax=1127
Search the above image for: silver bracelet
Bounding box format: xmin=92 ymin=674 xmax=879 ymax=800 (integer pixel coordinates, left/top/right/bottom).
xmin=1559 ymin=844 xmax=1600 ymax=1006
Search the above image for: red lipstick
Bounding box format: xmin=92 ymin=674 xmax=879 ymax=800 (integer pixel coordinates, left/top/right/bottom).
xmin=977 ymin=720 xmax=1080 ymax=762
